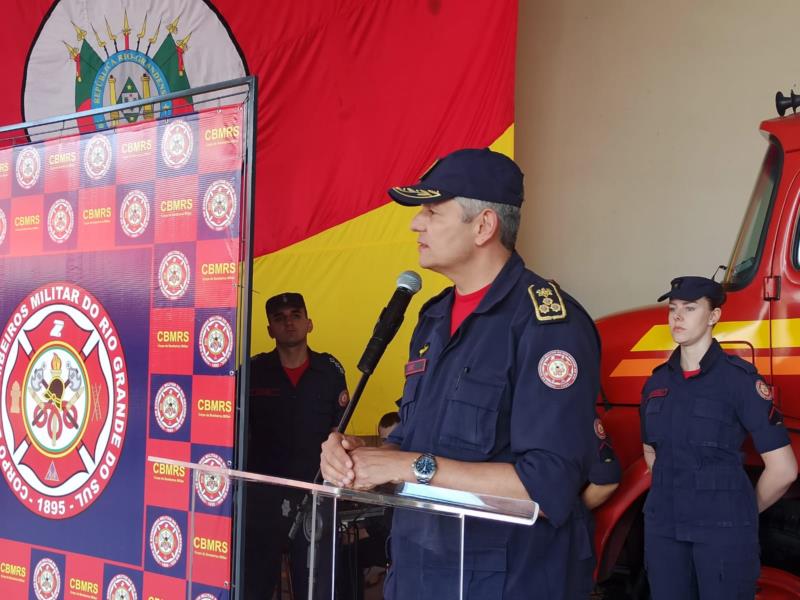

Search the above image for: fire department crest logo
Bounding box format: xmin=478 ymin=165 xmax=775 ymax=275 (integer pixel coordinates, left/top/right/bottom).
xmin=47 ymin=199 xmax=74 ymax=243
xmin=84 ymin=134 xmax=113 ymax=180
xmin=195 ymin=453 xmax=229 ymax=507
xmin=161 ymin=120 xmax=193 ymax=169
xmin=32 ymin=558 xmax=61 ymax=600
xmin=106 ymin=573 xmax=137 ymax=600
xmin=195 ymin=595 xmax=217 ymax=600
xmin=199 ymin=316 xmax=233 ymax=368
xmin=154 ymin=381 xmax=187 ymax=433
xmin=119 ymin=189 xmax=150 ymax=238
xmin=158 ymin=250 xmax=191 ymax=300
xmin=594 ymin=418 xmax=606 ymax=440
xmin=149 ymin=515 xmax=183 ymax=568
xmin=0 ymin=207 xmax=7 ymax=246
xmin=0 ymin=282 xmax=129 ymax=518
xmin=202 ymin=179 xmax=237 ymax=231
xmin=16 ymin=147 xmax=41 ymax=189
xmin=756 ymin=379 xmax=773 ymax=400
xmin=538 ymin=350 xmax=578 ymax=390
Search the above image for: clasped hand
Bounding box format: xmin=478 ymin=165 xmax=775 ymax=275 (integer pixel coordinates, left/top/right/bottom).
xmin=320 ymin=432 xmax=408 ymax=490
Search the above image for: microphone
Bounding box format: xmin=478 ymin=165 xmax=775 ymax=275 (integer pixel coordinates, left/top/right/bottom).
xmin=287 ymin=271 xmax=422 ymax=543
xmin=357 ymin=271 xmax=422 ymax=374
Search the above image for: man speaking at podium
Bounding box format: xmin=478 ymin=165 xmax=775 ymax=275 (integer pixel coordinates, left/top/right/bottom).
xmin=321 ymin=148 xmax=601 ymax=599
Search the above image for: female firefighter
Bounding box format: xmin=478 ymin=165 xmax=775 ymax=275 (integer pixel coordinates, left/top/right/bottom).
xmin=640 ymin=276 xmax=797 ymax=600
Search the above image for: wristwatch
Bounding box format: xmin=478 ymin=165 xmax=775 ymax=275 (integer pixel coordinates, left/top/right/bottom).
xmin=412 ymin=452 xmax=437 ymax=484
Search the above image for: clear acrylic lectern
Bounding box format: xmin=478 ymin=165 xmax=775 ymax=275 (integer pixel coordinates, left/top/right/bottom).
xmin=148 ymin=456 xmax=538 ymax=600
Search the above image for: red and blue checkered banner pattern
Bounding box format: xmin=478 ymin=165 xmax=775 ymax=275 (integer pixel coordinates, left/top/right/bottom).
xmin=0 ymin=105 xmax=244 ymax=600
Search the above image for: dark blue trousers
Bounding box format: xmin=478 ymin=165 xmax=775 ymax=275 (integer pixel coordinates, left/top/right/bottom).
xmin=645 ymin=531 xmax=759 ymax=600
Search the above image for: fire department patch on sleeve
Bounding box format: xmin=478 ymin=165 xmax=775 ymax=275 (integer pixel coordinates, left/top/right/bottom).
xmin=538 ymin=350 xmax=578 ymax=389
xmin=756 ymin=379 xmax=772 ymax=400
xmin=528 ymin=283 xmax=567 ymax=322
xmin=338 ymin=389 xmax=350 ymax=408
xmin=594 ymin=418 xmax=606 ymax=440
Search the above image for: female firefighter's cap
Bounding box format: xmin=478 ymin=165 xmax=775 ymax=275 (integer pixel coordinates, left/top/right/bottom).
xmin=657 ymin=276 xmax=726 ymax=306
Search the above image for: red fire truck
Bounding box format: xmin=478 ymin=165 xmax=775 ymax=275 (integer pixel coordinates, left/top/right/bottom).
xmin=593 ymin=92 xmax=800 ymax=598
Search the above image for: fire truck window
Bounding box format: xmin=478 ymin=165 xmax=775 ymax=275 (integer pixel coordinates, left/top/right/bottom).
xmin=725 ymin=140 xmax=781 ymax=289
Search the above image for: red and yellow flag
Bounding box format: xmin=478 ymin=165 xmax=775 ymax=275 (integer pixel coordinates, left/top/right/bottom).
xmin=0 ymin=0 xmax=518 ymax=432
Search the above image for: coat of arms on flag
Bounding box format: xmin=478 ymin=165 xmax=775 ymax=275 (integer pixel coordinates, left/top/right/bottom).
xmin=23 ymin=1 xmax=246 ymax=132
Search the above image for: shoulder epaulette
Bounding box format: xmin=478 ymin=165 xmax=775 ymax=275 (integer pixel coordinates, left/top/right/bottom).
xmin=322 ymin=353 xmax=346 ymax=376
xmin=651 ymin=362 xmax=669 ymax=374
xmin=723 ymin=352 xmax=757 ymax=374
xmin=528 ymin=281 xmax=567 ymax=323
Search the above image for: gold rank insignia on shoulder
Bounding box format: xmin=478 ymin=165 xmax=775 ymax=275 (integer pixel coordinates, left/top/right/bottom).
xmin=528 ymin=283 xmax=567 ymax=322
xmin=418 ymin=343 xmax=430 ymax=357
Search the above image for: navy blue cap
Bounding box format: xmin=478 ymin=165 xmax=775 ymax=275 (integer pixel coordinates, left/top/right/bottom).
xmin=265 ymin=292 xmax=306 ymax=316
xmin=388 ymin=148 xmax=524 ymax=207
xmin=657 ymin=276 xmax=726 ymax=306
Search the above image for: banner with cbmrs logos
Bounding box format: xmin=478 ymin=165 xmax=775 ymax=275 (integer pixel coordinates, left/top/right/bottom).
xmin=0 ymin=105 xmax=244 ymax=600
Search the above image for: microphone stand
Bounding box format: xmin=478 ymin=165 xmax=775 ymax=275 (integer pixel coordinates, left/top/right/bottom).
xmin=282 ymin=271 xmax=420 ymax=598
xmin=287 ymin=277 xmax=415 ymax=541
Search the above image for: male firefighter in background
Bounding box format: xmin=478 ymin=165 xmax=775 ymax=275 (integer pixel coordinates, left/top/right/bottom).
xmin=320 ymin=148 xmax=601 ymax=599
xmin=245 ymin=292 xmax=348 ymax=599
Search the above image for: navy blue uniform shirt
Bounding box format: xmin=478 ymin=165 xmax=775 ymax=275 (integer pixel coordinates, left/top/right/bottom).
xmin=385 ymin=253 xmax=600 ymax=599
xmin=248 ymin=348 xmax=346 ymax=481
xmin=640 ymin=339 xmax=790 ymax=544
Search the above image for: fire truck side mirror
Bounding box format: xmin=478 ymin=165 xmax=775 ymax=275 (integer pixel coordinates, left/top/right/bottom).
xmin=776 ymin=90 xmax=800 ymax=116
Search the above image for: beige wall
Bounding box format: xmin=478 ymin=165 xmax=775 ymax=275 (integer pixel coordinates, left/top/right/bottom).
xmin=515 ymin=1 xmax=798 ymax=318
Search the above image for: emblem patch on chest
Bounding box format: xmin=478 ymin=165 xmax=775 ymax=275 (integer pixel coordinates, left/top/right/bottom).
xmin=538 ymin=350 xmax=578 ymax=389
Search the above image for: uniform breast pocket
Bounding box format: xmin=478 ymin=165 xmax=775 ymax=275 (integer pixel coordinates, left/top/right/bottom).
xmin=689 ymin=397 xmax=736 ymax=449
xmin=308 ymin=397 xmax=336 ymax=433
xmin=439 ymin=374 xmax=505 ymax=455
xmin=399 ymin=376 xmax=422 ymax=423
xmin=643 ymin=396 xmax=666 ymax=444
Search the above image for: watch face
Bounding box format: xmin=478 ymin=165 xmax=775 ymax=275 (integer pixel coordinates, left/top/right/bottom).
xmin=416 ymin=454 xmax=436 ymax=476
